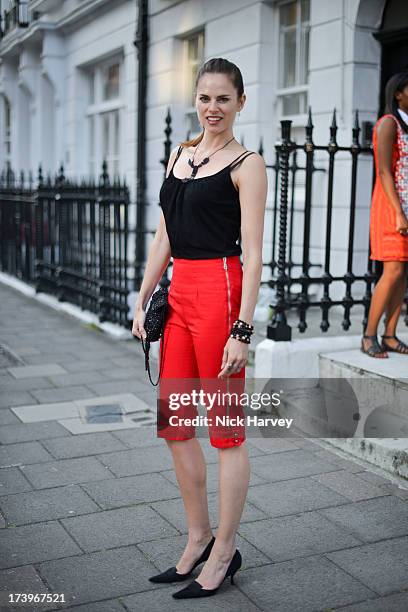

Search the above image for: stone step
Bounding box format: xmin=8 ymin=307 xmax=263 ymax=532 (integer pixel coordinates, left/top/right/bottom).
xmin=317 ymin=350 xmax=408 ymax=480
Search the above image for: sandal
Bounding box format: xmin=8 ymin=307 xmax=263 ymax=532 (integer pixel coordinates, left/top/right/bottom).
xmin=381 ymin=335 xmax=408 ymax=354
xmin=361 ymin=335 xmax=388 ymax=358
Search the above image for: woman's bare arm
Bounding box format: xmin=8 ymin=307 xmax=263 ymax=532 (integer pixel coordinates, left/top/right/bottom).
xmin=132 ymin=147 xmax=178 ymax=337
xmin=218 ymin=152 xmax=268 ymax=378
xmin=237 ymin=153 xmax=268 ymax=325
xmin=377 ymin=117 xmax=408 ymax=232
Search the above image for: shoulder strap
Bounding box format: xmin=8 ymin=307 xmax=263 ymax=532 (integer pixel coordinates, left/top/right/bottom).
xmin=229 ymin=151 xmax=255 ymax=171
xmin=171 ymin=145 xmax=183 ymax=171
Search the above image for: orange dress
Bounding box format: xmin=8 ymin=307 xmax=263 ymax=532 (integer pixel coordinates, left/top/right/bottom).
xmin=370 ymin=113 xmax=408 ymax=261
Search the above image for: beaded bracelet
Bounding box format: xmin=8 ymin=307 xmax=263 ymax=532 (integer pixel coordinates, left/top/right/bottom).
xmin=232 ymin=319 xmax=254 ymax=331
xmin=230 ymin=329 xmax=252 ymax=344
xmin=230 ymin=319 xmax=254 ymax=344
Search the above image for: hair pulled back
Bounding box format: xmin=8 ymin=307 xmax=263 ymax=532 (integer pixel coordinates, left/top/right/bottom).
xmin=180 ymin=57 xmax=244 ymax=147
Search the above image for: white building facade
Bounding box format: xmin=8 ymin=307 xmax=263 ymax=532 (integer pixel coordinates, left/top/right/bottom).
xmin=0 ymin=0 xmax=406 ymax=290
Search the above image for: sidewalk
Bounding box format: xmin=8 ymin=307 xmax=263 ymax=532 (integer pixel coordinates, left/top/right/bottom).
xmin=1 ymin=281 xmax=408 ymax=612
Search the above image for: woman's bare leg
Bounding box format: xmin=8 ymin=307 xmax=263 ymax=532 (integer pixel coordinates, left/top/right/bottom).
xmin=383 ymin=262 xmax=408 ymax=346
xmin=194 ymin=443 xmax=250 ymax=589
xmin=165 ymin=439 xmax=214 ymax=573
xmin=364 ymin=261 xmax=407 ymax=355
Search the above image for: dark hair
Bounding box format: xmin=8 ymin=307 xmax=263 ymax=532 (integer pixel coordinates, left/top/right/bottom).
xmin=180 ymin=58 xmax=244 ymax=148
xmin=384 ymin=70 xmax=408 ymax=133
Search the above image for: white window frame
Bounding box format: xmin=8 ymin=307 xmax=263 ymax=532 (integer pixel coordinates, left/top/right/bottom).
xmin=182 ymin=30 xmax=205 ymax=137
xmin=276 ymin=0 xmax=310 ymax=123
xmin=85 ymin=54 xmax=123 ymax=179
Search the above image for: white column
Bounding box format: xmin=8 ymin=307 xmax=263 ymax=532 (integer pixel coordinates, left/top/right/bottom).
xmin=41 ymin=31 xmax=66 ymax=174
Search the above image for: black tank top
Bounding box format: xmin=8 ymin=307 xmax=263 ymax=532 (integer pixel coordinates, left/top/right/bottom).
xmin=159 ymin=145 xmax=255 ymax=259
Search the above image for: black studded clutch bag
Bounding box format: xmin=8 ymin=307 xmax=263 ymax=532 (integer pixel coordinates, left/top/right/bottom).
xmin=141 ymin=286 xmax=169 ymax=386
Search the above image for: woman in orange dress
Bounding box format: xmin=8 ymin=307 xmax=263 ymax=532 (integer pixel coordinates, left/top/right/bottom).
xmin=362 ymin=71 xmax=408 ymax=357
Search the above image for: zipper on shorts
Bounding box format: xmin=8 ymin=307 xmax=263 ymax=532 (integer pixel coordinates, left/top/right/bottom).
xmin=223 ymin=256 xmax=239 ymax=441
xmin=223 ymin=256 xmax=232 ymax=330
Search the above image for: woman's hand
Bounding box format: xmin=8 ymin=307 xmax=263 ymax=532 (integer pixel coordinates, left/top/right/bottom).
xmin=132 ymin=303 xmax=147 ymax=340
xmin=218 ymin=338 xmax=248 ymax=378
xmin=396 ymin=211 xmax=408 ymax=235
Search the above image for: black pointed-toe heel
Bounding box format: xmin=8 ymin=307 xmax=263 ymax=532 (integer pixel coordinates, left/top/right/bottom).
xmin=148 ymin=536 xmax=215 ymax=583
xmin=172 ymin=548 xmax=242 ymax=599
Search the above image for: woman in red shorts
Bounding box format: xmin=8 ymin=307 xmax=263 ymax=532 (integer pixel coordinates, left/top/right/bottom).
xmin=362 ymin=71 xmax=408 ymax=357
xmin=132 ymin=57 xmax=267 ymax=598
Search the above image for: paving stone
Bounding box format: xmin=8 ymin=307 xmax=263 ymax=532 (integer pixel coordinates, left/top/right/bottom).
xmin=11 ymin=401 xmax=78 ymax=423
xmin=245 ymin=436 xmax=299 ymax=453
xmin=335 ymin=591 xmax=408 ymax=611
xmin=161 ymin=461 xmax=266 ymax=492
xmin=239 ymin=512 xmax=363 ymax=562
xmin=0 ymin=421 xmax=70 ymax=445
xmin=62 ymin=360 xmax=121 ymax=373
xmin=247 ymin=476 xmax=350 ymax=518
xmin=37 ymin=547 xmax=160 ymax=607
xmin=0 ymin=565 xmax=52 ymax=611
xmin=11 ymin=346 xmax=41 ymax=356
xmin=327 ymin=536 xmax=408 ymax=596
xmin=30 ymin=386 xmax=96 ymax=403
xmin=0 ymin=467 xmax=33 ymax=496
xmin=249 ymin=449 xmax=341 ymax=482
xmin=0 ymin=484 xmax=99 ymax=525
xmin=111 ymin=426 xmax=166 ymax=448
xmin=61 ymin=505 xmax=178 ymax=552
xmin=61 ymin=601 xmax=124 ymax=612
xmin=99 ymin=366 xmax=148 ymax=381
xmin=20 ymin=456 xmax=115 ymax=489
xmin=47 ymin=370 xmax=107 ymax=387
xmin=81 ymin=473 xmax=180 ymax=509
xmin=0 ymin=441 xmax=53 ymax=468
xmin=151 ymin=492 xmax=267 ymax=534
xmin=352 ymin=469 xmax=393 ymax=486
xmin=97 ymin=445 xmax=174 ymax=477
xmin=57 ymin=416 xmax=154 ymax=435
xmin=111 ymin=355 xmax=145 ymax=368
xmin=0 ymin=390 xmax=38 ymax=408
xmin=0 ymin=377 xmax=55 ymax=391
xmin=318 ymin=495 xmax=408 ymax=542
xmin=85 ymin=379 xmax=154 ymax=397
xmin=0 ymin=409 xmax=20 ymax=425
xmin=123 ymin=582 xmax=260 ymax=611
xmin=312 ymin=449 xmax=365 ymax=473
xmin=7 ymin=364 xmax=67 ymax=379
xmin=311 ymin=470 xmax=388 ymax=502
xmin=288 ymin=437 xmax=322 ymax=451
xmin=41 ymin=432 xmax=127 ymax=459
xmin=137 ymin=532 xmax=270 ymax=575
xmin=238 ymin=555 xmax=375 ymax=612
xmin=384 ymin=485 xmax=408 ymax=500
xmin=0 ymin=521 xmax=81 ymax=569
xmin=23 ymin=353 xmax=78 ymax=365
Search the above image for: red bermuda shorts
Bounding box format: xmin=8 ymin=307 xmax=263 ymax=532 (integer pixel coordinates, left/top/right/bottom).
xmin=157 ymin=255 xmax=246 ymax=449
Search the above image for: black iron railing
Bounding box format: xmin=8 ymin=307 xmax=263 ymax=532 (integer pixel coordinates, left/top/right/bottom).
xmin=265 ymin=110 xmax=384 ymax=340
xmin=0 ymin=1 xmax=29 ymax=38
xmin=0 ymin=163 xmax=131 ymax=327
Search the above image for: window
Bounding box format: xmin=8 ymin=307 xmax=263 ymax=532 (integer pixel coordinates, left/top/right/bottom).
xmin=277 ymin=0 xmax=310 ymax=117
xmin=86 ymin=57 xmax=122 ymax=178
xmin=3 ymin=96 xmax=11 ymax=165
xmin=183 ymin=31 xmax=205 ymax=135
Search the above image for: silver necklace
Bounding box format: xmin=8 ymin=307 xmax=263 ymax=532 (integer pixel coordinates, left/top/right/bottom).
xmin=182 ymin=136 xmax=236 ymax=183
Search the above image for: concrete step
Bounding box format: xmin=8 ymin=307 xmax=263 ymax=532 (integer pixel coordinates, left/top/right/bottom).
xmin=317 ymin=350 xmax=408 ymax=480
